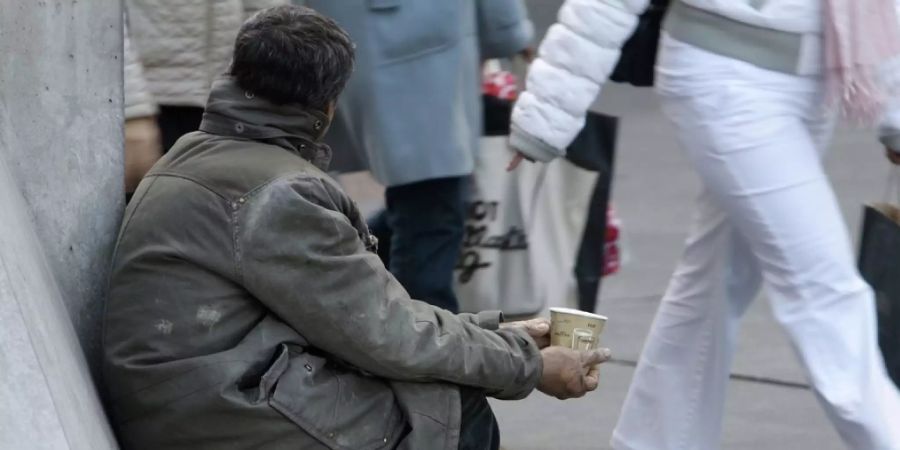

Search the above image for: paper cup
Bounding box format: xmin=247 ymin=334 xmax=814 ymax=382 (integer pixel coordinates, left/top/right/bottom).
xmin=549 ymin=307 xmax=608 ymax=350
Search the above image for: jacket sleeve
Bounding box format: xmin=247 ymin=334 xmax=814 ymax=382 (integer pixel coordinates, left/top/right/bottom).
xmin=123 ymin=22 xmax=157 ymax=120
xmin=510 ymin=0 xmax=649 ymax=162
xmin=237 ymin=176 xmax=543 ymax=400
xmin=477 ymin=0 xmax=535 ymax=59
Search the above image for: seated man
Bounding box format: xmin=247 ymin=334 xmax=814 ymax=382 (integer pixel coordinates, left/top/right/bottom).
xmin=103 ymin=6 xmax=610 ymax=450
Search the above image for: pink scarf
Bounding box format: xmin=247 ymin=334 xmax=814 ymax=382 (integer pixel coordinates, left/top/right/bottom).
xmin=824 ymin=0 xmax=900 ymax=123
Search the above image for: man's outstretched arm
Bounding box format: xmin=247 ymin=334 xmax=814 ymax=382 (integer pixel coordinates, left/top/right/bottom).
xmin=237 ymin=175 xmax=543 ymax=400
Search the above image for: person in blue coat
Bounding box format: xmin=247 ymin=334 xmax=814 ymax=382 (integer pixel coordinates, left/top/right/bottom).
xmin=300 ymin=0 xmax=534 ymax=312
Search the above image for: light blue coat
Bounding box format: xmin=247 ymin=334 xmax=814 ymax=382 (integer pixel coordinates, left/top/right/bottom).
xmin=300 ymin=0 xmax=533 ymax=186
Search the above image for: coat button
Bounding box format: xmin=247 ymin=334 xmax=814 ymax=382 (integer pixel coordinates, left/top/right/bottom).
xmin=244 ymin=91 xmax=255 ymax=99
xmin=327 ymin=432 xmax=335 ymax=439
xmin=238 ymin=198 xmax=245 ymax=204
xmin=304 ymin=363 xmax=313 ymax=372
xmin=313 ymin=120 xmax=323 ymax=131
xmin=235 ymin=123 xmax=245 ymax=133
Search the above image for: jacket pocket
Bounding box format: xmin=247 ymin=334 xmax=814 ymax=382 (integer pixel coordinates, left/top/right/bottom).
xmin=269 ymin=351 xmax=405 ymax=450
xmin=368 ymin=0 xmax=463 ymax=63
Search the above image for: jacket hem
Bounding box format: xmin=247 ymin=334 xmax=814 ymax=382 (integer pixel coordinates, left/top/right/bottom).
xmin=374 ymin=166 xmax=474 ymax=188
xmin=125 ymin=103 xmax=159 ymax=120
xmin=150 ymin=94 xmax=210 ymax=109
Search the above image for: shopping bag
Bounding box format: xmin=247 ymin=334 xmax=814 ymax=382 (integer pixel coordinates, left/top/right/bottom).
xmin=456 ymin=124 xmax=620 ymax=317
xmin=858 ymin=172 xmax=900 ymax=387
xmin=454 ymin=134 xmax=546 ymax=317
xmin=454 ymin=66 xmax=544 ymax=317
xmin=455 ymin=65 xmax=619 ymax=317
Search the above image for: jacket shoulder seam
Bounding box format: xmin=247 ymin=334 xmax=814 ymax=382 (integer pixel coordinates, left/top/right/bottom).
xmin=240 ymin=169 xmax=326 ymax=203
xmin=148 ymin=172 xmax=230 ymax=201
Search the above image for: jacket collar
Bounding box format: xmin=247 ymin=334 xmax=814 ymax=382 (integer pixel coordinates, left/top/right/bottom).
xmin=199 ymin=76 xmax=333 ymax=170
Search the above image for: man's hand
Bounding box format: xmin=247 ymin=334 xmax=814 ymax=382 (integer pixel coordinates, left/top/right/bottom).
xmin=887 ymin=147 xmax=900 ymax=165
xmin=537 ymin=347 xmax=611 ymax=400
xmin=500 ymin=317 xmax=550 ymax=348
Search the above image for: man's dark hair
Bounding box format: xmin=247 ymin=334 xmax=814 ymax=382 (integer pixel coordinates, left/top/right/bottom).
xmin=230 ymin=5 xmax=355 ymax=110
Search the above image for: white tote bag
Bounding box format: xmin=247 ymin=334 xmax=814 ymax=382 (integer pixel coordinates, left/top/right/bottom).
xmin=454 ymin=137 xmax=607 ymax=318
xmin=454 ymin=136 xmax=548 ymax=318
xmin=455 ymin=62 xmax=618 ymax=318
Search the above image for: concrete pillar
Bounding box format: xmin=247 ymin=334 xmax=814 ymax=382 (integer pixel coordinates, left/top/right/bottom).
xmin=0 ymin=0 xmax=123 ymax=448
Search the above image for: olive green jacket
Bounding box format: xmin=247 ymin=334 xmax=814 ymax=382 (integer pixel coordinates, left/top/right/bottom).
xmin=103 ymin=77 xmax=542 ymax=450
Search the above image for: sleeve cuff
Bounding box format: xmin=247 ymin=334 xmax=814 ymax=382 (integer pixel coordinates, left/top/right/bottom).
xmin=509 ymin=125 xmax=563 ymax=163
xmin=474 ymin=310 xmax=504 ymax=330
xmin=491 ymin=327 xmax=543 ymax=400
xmin=125 ymin=102 xmax=158 ymax=120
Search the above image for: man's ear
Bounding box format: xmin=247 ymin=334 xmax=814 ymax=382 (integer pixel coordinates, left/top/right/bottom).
xmin=325 ymin=101 xmax=337 ymax=121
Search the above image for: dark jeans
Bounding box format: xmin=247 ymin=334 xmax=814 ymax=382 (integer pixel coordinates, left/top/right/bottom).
xmin=158 ymin=105 xmax=204 ymax=152
xmin=369 ymin=176 xmax=468 ymax=312
xmin=458 ymin=388 xmax=500 ymax=450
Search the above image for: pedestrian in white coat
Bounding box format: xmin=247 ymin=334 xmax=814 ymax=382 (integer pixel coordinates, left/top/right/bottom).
xmin=511 ymin=0 xmax=900 ymax=449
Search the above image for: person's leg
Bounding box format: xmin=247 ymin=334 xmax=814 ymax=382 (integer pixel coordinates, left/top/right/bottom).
xmin=457 ymin=388 xmax=500 ymax=450
xmin=691 ymin=114 xmax=900 ymax=450
xmin=633 ymin=41 xmax=900 ymax=447
xmin=385 ymin=176 xmax=468 ymax=312
xmin=612 ymin=189 xmax=762 ymax=449
xmin=157 ymin=105 xmax=205 ymax=152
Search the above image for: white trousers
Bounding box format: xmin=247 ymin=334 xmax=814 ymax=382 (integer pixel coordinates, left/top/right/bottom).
xmin=611 ymin=36 xmax=900 ymax=450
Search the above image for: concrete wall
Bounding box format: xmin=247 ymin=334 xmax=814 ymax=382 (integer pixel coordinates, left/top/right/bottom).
xmin=0 ymin=0 xmax=123 ymax=448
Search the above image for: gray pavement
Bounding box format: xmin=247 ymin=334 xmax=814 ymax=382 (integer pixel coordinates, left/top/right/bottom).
xmin=340 ymin=2 xmax=895 ymax=448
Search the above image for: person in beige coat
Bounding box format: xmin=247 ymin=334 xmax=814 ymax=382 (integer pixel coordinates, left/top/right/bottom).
xmin=125 ymin=0 xmax=285 ymax=152
xmin=124 ymin=24 xmax=161 ymax=200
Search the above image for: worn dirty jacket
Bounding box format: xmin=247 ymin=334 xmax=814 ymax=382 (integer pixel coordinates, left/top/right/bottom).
xmin=102 ymin=77 xmax=543 ymax=450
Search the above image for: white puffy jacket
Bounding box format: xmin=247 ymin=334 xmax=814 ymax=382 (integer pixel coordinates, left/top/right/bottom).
xmin=125 ymin=0 xmax=285 ymax=108
xmin=511 ymin=0 xmax=900 ymax=162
